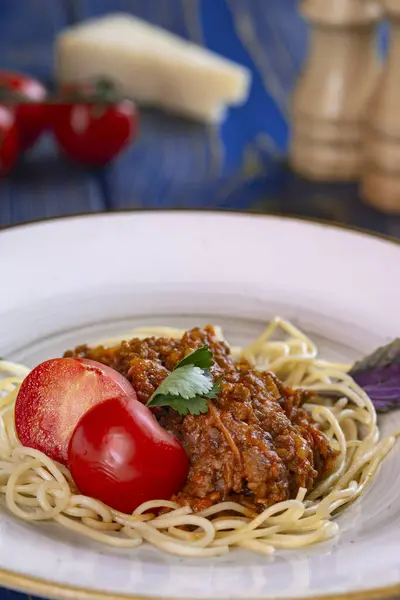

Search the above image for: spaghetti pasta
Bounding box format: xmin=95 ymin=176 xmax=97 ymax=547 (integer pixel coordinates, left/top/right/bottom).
xmin=0 ymin=318 xmax=395 ymax=557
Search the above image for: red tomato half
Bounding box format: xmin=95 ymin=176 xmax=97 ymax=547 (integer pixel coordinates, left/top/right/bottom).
xmin=68 ymin=396 xmax=189 ymax=513
xmin=0 ymin=105 xmax=19 ymax=176
xmin=15 ymin=358 xmax=137 ymax=465
xmin=0 ymin=71 xmax=48 ymax=150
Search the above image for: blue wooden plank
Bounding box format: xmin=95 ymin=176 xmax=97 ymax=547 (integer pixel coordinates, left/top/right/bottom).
xmin=0 ymin=590 xmax=35 ymax=600
xmin=0 ymin=135 xmax=104 ymax=228
xmin=100 ymin=124 xmax=285 ymax=210
xmin=0 ymin=0 xmax=105 ymax=228
xmin=79 ymin=0 xmax=191 ymax=36
xmin=0 ymin=0 xmax=71 ymax=84
xmin=276 ymin=174 xmax=400 ymax=237
xmin=77 ymin=0 xmax=288 ymax=210
xmin=79 ymin=0 xmax=219 ymax=209
xmin=223 ymin=0 xmax=307 ymax=112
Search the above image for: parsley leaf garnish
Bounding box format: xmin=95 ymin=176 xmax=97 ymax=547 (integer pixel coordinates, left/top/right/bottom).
xmin=147 ymin=393 xmax=210 ymax=416
xmin=146 ymin=345 xmax=221 ymax=416
xmin=148 ymin=365 xmax=213 ymax=400
xmin=175 ymin=345 xmax=215 ymax=370
xmin=202 ymin=381 xmax=222 ymax=399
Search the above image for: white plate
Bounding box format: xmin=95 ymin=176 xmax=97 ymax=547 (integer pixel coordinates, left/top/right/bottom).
xmin=1 ymin=211 xmax=400 ymax=600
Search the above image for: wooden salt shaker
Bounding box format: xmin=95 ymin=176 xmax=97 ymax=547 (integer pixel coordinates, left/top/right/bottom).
xmin=290 ymin=0 xmax=381 ymax=181
xmin=362 ymin=0 xmax=400 ymax=213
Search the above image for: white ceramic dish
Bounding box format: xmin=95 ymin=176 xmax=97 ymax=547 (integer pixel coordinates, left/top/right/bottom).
xmin=0 ymin=211 xmax=400 ymax=600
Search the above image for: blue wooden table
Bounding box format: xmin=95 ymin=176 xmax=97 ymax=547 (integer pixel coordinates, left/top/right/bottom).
xmin=0 ymin=1 xmax=400 ymax=598
xmin=1 ymin=0 xmax=400 ymax=237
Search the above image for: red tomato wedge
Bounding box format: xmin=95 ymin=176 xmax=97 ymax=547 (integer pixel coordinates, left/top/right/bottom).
xmin=15 ymin=358 xmax=137 ymax=465
xmin=68 ymin=396 xmax=189 ymax=513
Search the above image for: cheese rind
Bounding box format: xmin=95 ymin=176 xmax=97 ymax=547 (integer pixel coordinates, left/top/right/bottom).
xmin=55 ymin=14 xmax=251 ymax=123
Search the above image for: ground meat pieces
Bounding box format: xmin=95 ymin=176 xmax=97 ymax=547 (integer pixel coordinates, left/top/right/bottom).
xmin=64 ymin=325 xmax=338 ymax=513
xmin=127 ymin=358 xmax=168 ymax=404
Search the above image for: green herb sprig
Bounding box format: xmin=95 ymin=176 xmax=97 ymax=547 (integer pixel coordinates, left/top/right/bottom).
xmin=147 ymin=345 xmax=221 ymax=416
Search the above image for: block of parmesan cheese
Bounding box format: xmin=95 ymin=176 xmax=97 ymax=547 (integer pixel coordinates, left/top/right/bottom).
xmin=55 ymin=13 xmax=251 ymax=123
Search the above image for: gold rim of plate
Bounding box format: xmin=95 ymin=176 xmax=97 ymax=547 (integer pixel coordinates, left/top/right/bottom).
xmin=1 ymin=209 xmax=399 ymax=600
xmin=1 ymin=567 xmax=400 ymax=600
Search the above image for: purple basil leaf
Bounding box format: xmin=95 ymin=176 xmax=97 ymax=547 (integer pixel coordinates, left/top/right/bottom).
xmin=349 ymin=339 xmax=400 ymax=413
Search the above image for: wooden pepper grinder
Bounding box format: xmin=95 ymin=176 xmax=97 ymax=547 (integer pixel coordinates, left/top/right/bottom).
xmin=290 ymin=0 xmax=381 ymax=181
xmin=362 ymin=0 xmax=400 ymax=213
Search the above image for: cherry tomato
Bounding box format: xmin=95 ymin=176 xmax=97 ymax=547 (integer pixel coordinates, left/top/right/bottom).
xmin=51 ymin=80 xmax=139 ymax=166
xmin=0 ymin=105 xmax=19 ymax=176
xmin=0 ymin=71 xmax=48 ymax=150
xmin=68 ymin=396 xmax=189 ymax=513
xmin=15 ymin=358 xmax=137 ymax=465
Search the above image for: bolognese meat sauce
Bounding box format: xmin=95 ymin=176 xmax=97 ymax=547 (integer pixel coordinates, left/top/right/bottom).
xmin=65 ymin=326 xmax=338 ymax=513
